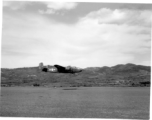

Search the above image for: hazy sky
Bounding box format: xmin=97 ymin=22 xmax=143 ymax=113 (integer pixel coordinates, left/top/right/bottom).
xmin=2 ymin=1 xmax=151 ymax=68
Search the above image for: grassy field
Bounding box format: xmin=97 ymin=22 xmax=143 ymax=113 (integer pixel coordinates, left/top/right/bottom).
xmin=0 ymin=87 xmax=150 ymax=119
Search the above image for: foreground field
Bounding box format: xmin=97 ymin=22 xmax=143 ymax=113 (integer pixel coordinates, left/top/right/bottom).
xmin=0 ymin=87 xmax=150 ymax=119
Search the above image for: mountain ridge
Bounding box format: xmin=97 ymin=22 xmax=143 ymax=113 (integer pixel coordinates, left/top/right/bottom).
xmin=1 ymin=63 xmax=151 ymax=87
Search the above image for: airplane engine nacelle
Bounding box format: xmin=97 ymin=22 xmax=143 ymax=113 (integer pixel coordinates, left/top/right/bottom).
xmin=48 ymin=66 xmax=58 ymax=72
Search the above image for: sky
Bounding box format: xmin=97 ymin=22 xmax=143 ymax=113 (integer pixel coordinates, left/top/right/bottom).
xmin=1 ymin=1 xmax=152 ymax=68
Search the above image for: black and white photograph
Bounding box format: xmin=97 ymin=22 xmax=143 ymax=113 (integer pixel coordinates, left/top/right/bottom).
xmin=0 ymin=0 xmax=151 ymax=119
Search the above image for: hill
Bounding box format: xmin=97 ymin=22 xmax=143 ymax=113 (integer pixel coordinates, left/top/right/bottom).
xmin=1 ymin=63 xmax=151 ymax=87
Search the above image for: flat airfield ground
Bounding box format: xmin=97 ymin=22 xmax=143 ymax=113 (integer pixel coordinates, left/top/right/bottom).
xmin=0 ymin=87 xmax=150 ymax=119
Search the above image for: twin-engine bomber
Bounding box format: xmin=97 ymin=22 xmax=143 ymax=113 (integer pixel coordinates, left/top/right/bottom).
xmin=39 ymin=62 xmax=82 ymax=73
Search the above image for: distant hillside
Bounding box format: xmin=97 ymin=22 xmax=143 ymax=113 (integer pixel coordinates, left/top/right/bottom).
xmin=1 ymin=63 xmax=151 ymax=87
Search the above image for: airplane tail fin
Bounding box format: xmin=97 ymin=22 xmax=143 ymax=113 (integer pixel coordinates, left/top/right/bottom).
xmin=39 ymin=62 xmax=43 ymax=70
